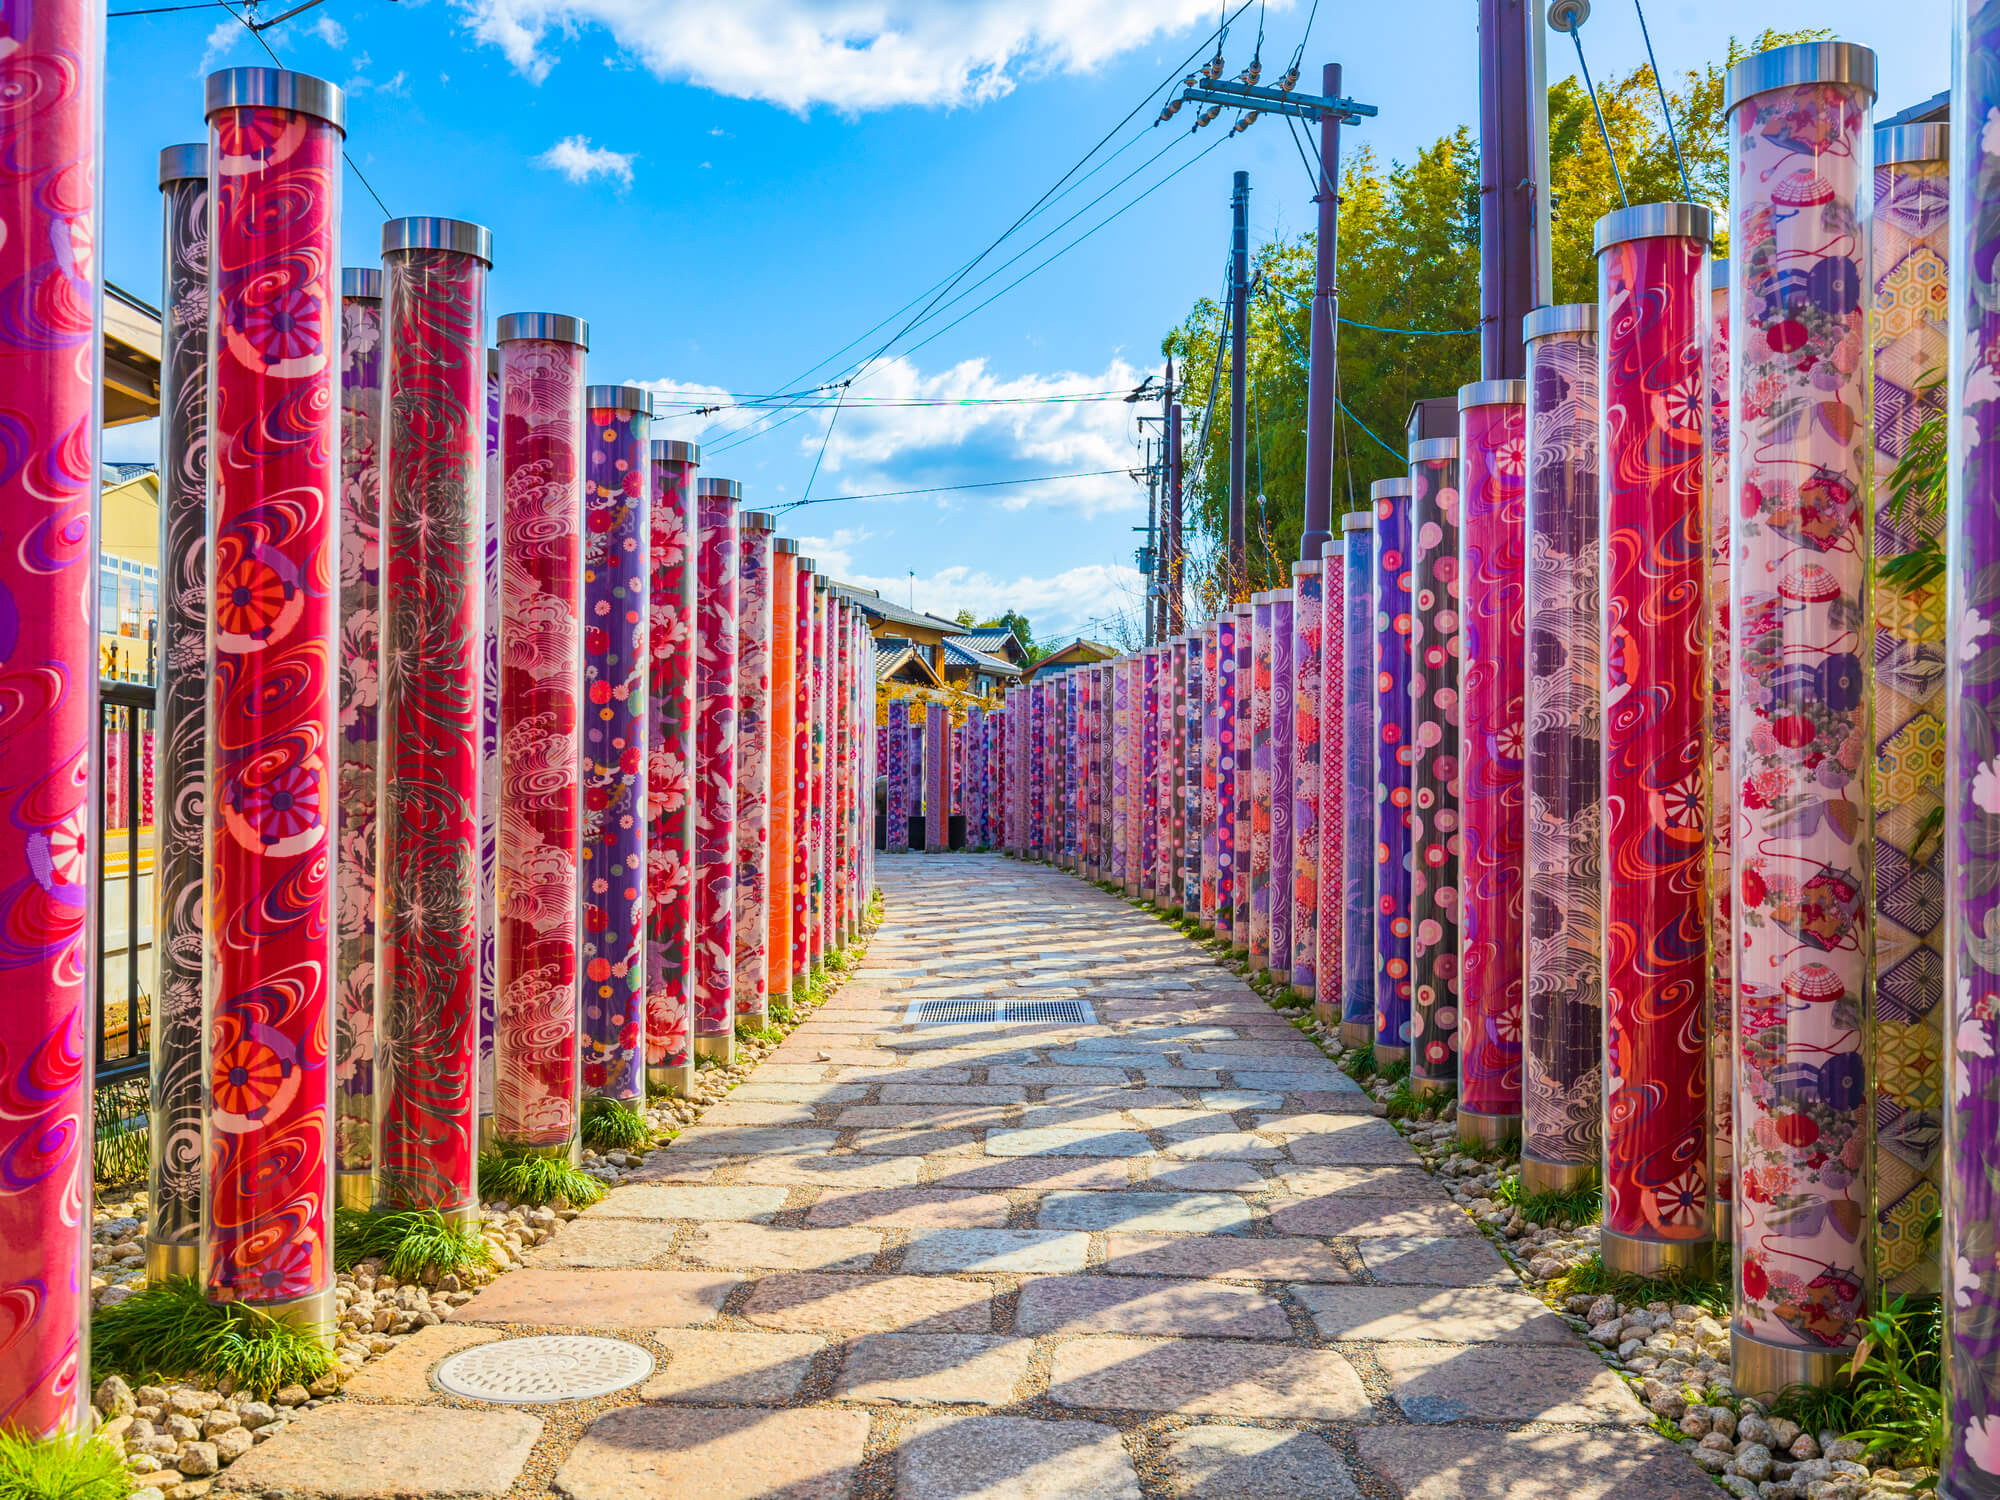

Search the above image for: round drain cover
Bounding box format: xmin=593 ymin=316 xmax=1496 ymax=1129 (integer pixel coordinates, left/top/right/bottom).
xmin=433 ymin=1335 xmax=653 ymax=1403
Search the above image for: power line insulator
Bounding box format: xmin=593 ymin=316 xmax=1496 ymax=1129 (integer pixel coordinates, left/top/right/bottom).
xmin=1275 ymin=64 xmax=1300 ymax=92
xmin=1230 ymin=111 xmax=1260 ymax=135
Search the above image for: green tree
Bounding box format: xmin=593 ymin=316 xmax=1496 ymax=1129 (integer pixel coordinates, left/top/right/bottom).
xmin=980 ymin=609 xmax=1043 ymax=662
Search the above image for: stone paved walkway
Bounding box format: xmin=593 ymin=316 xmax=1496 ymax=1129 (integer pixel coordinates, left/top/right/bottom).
xmin=217 ymin=854 xmax=1717 ymax=1500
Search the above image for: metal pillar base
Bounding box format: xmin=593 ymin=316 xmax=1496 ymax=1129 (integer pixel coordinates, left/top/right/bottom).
xmin=478 ymin=1113 xmax=497 ymax=1153
xmin=1314 ymin=1001 xmax=1338 ymax=1029
xmin=146 ymin=1237 xmax=198 ymax=1282
xmin=1601 ymin=1227 xmax=1714 ymax=1279
xmin=1519 ymin=1155 xmax=1597 ymax=1196
xmin=1713 ymin=1199 xmax=1732 ymax=1241
xmin=335 ymin=1169 xmax=373 ymax=1212
xmin=1340 ymin=1021 xmax=1372 ymax=1049
xmin=647 ymin=1063 xmax=697 ymax=1099
xmin=694 ymin=1033 xmax=736 ymax=1065
xmin=1271 ymin=968 xmax=1291 ymax=986
xmin=767 ymin=989 xmax=793 ymax=1013
xmin=240 ymin=1287 xmax=336 ymax=1346
xmin=1410 ymin=1075 xmax=1454 ymax=1100
xmin=491 ymin=1135 xmax=580 ymax=1167
xmin=738 ymin=1002 xmax=770 ymax=1027
xmin=1457 ymin=1107 xmax=1518 ymax=1149
xmin=1292 ymin=983 xmax=1315 ymax=1002
xmin=1731 ymin=1329 xmax=1849 ymax=1402
xmin=1374 ymin=1044 xmax=1409 ymax=1069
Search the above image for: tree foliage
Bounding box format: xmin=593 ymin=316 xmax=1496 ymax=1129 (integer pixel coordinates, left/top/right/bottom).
xmin=1160 ymin=28 xmax=1828 ymax=606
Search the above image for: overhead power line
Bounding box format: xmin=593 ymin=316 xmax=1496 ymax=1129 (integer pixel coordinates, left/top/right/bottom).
xmin=768 ymin=468 xmax=1131 ymax=515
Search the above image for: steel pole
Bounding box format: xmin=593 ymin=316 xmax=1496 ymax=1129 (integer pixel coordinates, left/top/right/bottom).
xmin=1478 ymin=0 xmax=1536 ymax=380
xmin=1301 ymin=63 xmax=1342 ymax=561
xmin=1229 ymin=170 xmax=1250 ymax=596
xmin=1167 ymin=400 xmax=1184 ymax=633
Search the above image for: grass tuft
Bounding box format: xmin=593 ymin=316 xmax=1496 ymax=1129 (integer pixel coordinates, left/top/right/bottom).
xmin=90 ymin=1277 xmax=332 ymax=1398
xmin=92 ymin=1078 xmax=149 ymax=1190
xmin=334 ymin=1207 xmax=492 ymax=1283
xmin=1546 ymin=1249 xmax=1731 ymax=1316
xmin=1343 ymin=1046 xmax=1379 ymax=1083
xmin=581 ymin=1095 xmax=657 ymax=1153
xmin=1492 ymin=1173 xmax=1602 ymax=1228
xmin=1376 ymin=1057 xmax=1411 ymax=1085
xmin=1771 ymin=1296 xmax=1942 ymax=1475
xmin=0 ymin=1429 xmax=132 ymax=1500
xmin=477 ymin=1149 xmax=607 ymax=1208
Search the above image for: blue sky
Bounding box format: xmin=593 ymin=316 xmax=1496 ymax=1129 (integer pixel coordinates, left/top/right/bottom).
xmin=102 ymin=0 xmax=1949 ymax=643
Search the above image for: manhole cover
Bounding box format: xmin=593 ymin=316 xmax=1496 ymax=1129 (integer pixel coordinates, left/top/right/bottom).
xmin=433 ymin=1335 xmax=653 ymax=1403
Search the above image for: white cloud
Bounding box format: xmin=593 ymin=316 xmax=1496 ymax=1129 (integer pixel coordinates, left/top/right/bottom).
xmin=832 ymin=560 xmax=1147 ymax=643
xmin=455 ymin=0 xmax=1267 ymax=113
xmin=632 ymin=376 xmax=761 ymax=446
xmin=198 ymin=17 xmax=240 ymax=70
xmin=534 ymin=134 xmax=636 ymax=186
xmin=708 ymin=125 xmax=730 ymax=137
xmin=102 ymin=419 xmax=160 ymax=466
xmin=312 ymin=14 xmax=347 ymax=47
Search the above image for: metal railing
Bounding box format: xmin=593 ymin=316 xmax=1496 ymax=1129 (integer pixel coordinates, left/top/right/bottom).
xmin=96 ymin=679 xmax=155 ymax=1083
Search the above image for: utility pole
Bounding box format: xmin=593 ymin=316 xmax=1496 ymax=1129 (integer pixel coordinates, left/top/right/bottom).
xmin=1479 ymin=0 xmax=1549 ymax=380
xmin=1228 ymin=170 xmax=1249 ymax=600
xmin=1143 ymin=437 xmax=1159 ymax=644
xmin=1167 ymin=393 xmax=1184 ymax=634
xmin=1173 ymin=68 xmax=1375 ymax=569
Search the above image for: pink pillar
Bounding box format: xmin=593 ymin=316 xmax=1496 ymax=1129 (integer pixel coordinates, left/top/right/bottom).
xmin=1707 ymin=258 xmax=1735 ymax=1240
xmin=694 ymin=478 xmax=740 ymax=1059
xmin=791 ymin=558 xmax=813 ymax=983
xmin=1456 ymin=381 xmax=1528 ymax=1146
xmin=832 ymin=599 xmax=852 ymax=935
xmin=768 ymin=540 xmax=797 ymax=1000
xmin=646 ymin=440 xmax=698 ymax=1096
xmin=0 ymin=0 xmax=102 ymax=1428
xmin=1317 ymin=538 xmax=1346 ymax=1028
xmin=374 ymin=217 xmax=490 ymax=1214
xmin=734 ymin=513 xmax=773 ymax=1020
xmin=202 ymin=68 xmax=343 ymax=1329
xmin=1596 ymin=204 xmax=1714 ymax=1276
xmin=1291 ymin=566 xmax=1323 ymax=999
xmin=494 ymin=313 xmax=586 ymax=1155
xmin=1232 ymin=603 xmax=1254 ymax=946
xmin=810 ymin=577 xmax=828 ymax=957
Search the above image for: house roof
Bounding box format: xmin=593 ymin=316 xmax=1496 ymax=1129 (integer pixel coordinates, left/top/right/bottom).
xmin=875 ymin=640 xmax=944 ymax=687
xmin=957 ymin=627 xmax=1029 ymax=664
xmin=834 ymin=585 xmax=964 ymax=637
xmin=941 ymin=636 xmax=1023 ymax=680
xmin=1024 ymin=638 xmax=1117 ymax=677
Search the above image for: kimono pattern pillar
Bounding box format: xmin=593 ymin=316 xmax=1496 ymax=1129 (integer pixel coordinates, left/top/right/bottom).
xmin=201 ymin=68 xmax=343 ymax=1329
xmin=479 ymin=350 xmax=499 ymax=1135
xmin=1374 ymin=482 xmax=1414 ymax=1065
xmin=578 ymin=386 xmax=651 ymax=1111
xmin=1317 ymin=538 xmax=1347 ymax=1028
xmin=1291 ymin=568 xmax=1323 ymax=1000
xmin=1217 ymin=613 xmax=1239 ymax=945
xmin=887 ymin=698 xmax=911 ymax=851
xmin=1341 ymin=521 xmax=1376 ymax=1045
xmin=1948 ymin=8 xmax=2000 ymax=1485
xmin=1596 ymin=206 xmax=1713 ymax=1276
xmin=1710 ymin=258 xmax=1737 ymax=1236
xmin=1112 ymin=666 xmax=1130 ymax=888
xmin=1201 ymin=624 xmax=1221 ymax=929
xmin=151 ymin=146 xmax=213 ymax=1271
xmin=1234 ymin=610 xmax=1254 ymax=945
xmin=1079 ymin=671 xmax=1099 ymax=877
xmin=374 ymin=217 xmax=491 ymax=1216
xmin=1270 ymin=591 xmax=1295 ymax=981
xmin=733 ymin=512 xmax=773 ymax=1021
xmin=646 ymin=440 xmax=697 ymax=1096
xmin=1522 ymin=305 xmax=1605 ymax=1192
xmin=1725 ymin=41 xmax=1875 ymax=1394
xmin=1871 ymin=119 xmax=1948 ymax=1298
xmin=925 ymin=702 xmax=948 ymax=852
xmin=806 ymin=577 xmax=824 ymax=958
xmin=694 ymin=479 xmax=740 ymax=1058
xmin=1140 ymin=653 xmax=1158 ymax=885
xmin=1457 ymin=383 xmax=1528 ymax=1142
xmin=494 ymin=313 xmax=586 ymax=1156
xmin=768 ymin=539 xmax=796 ymax=1002
xmin=0 ymin=0 xmax=102 ymax=1425
xmin=791 ymin=559 xmax=812 ymax=982
xmin=1183 ymin=639 xmax=1203 ymax=914
xmin=1250 ymin=602 xmax=1275 ymax=966
xmin=1408 ymin=442 xmax=1463 ymax=1099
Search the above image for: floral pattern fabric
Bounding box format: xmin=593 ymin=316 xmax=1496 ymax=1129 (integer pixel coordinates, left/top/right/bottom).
xmin=1292 ymin=572 xmax=1323 ymax=993
xmin=694 ymin=492 xmax=739 ymax=1033
xmin=733 ymin=524 xmax=771 ymax=1013
xmin=1216 ymin=616 xmax=1239 ymax=940
xmin=645 ymin=451 xmax=697 ymax=1081
xmin=1270 ymin=595 xmax=1296 ymax=973
xmin=1342 ymin=538 xmax=1376 ymax=1030
xmin=1375 ymin=488 xmax=1415 ymax=1053
xmin=1409 ymin=453 xmax=1463 ymax=1093
xmin=1317 ymin=543 xmax=1346 ymax=1021
xmin=1251 ymin=603 xmax=1275 ymax=964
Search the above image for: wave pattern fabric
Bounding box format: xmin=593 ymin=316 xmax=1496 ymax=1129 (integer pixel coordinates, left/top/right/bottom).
xmin=1729 ymin=74 xmax=1873 ymax=1358
xmin=1524 ymin=326 xmax=1605 ymax=1173
xmin=1709 ymin=272 xmax=1737 ymax=1230
xmin=494 ymin=334 xmax=584 ymax=1147
xmin=1600 ymin=231 xmax=1712 ymax=1256
xmin=645 ymin=450 xmax=696 ymax=1083
xmin=375 ymin=242 xmax=486 ymax=1211
xmin=202 ymin=95 xmax=341 ymax=1313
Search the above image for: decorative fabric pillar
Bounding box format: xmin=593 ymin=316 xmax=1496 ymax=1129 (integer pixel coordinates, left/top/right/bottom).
xmin=1374 ymin=481 xmax=1414 ymax=1065
xmin=1067 ymin=671 xmax=1082 ymax=870
xmin=1318 ymin=537 xmax=1347 ymax=1028
xmin=831 ymin=601 xmax=851 ymax=936
xmin=0 ymin=0 xmax=102 ymax=1426
xmin=694 ymin=479 xmax=740 ymax=1056
xmin=887 ymin=698 xmax=911 ymax=851
xmin=1408 ymin=443 xmax=1463 ymax=1100
xmin=1200 ymin=625 xmax=1220 ymax=928
xmin=1250 ymin=600 xmax=1275 ymax=967
xmin=1457 ymin=384 xmax=1527 ymax=1138
xmin=1871 ymin=121 xmax=1948 ymax=1298
xmin=479 ymin=350 xmax=500 ymax=1133
xmin=1183 ymin=638 xmax=1203 ymax=913
xmin=1216 ymin=614 xmax=1239 ymax=944
xmin=806 ymin=578 xmax=824 ymax=956
xmin=494 ymin=313 xmax=586 ymax=1153
xmin=1233 ymin=604 xmax=1255 ymax=948
xmin=791 ymin=560 xmax=813 ymax=983
xmin=202 ymin=68 xmax=343 ymax=1327
xmin=1726 ymin=42 xmax=1876 ymax=1394
xmin=1031 ymin=679 xmax=1049 ymax=860
xmin=1597 ymin=207 xmax=1713 ymax=1274
xmin=576 ymin=386 xmax=651 ymax=1111
xmin=1080 ymin=671 xmax=1099 ymax=877
xmin=375 ymin=218 xmax=491 ymax=1213
xmin=1271 ymin=590 xmax=1296 ymax=981
xmin=1948 ymin=10 xmax=2000 ymax=1485
xmin=1111 ymin=666 xmax=1130 ymax=886
xmin=769 ymin=540 xmax=796 ymax=1000
xmin=734 ymin=512 xmax=773 ymax=1019
xmin=1292 ymin=569 xmax=1323 ymax=998
xmin=925 ymin=702 xmax=948 ymax=852
xmin=646 ymin=440 xmax=698 ymax=1095
xmin=1709 ymin=257 xmax=1737 ymax=1239
xmin=1521 ymin=306 xmax=1604 ymax=1189
xmin=1341 ymin=519 xmax=1376 ymax=1045
xmin=150 ymin=147 xmax=212 ymax=1273
xmin=1140 ymin=654 xmax=1158 ymax=884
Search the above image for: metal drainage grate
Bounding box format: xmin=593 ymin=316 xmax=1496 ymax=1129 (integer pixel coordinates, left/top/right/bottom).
xmin=905 ymin=998 xmax=1095 ymax=1026
xmin=433 ymin=1335 xmax=654 ymax=1403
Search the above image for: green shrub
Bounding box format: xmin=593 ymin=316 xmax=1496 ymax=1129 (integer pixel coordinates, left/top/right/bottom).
xmin=90 ymin=1278 xmax=331 ymax=1398
xmin=0 ymin=1430 xmax=131 ymax=1500
xmin=333 ymin=1207 xmax=492 ymax=1283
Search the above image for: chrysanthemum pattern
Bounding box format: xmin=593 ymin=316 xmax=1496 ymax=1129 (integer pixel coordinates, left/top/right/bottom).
xmin=1410 ymin=454 xmax=1463 ymax=1092
xmin=694 ymin=493 xmax=739 ymax=1036
xmin=1375 ymin=491 xmax=1414 ymax=1051
xmin=1292 ymin=572 xmax=1322 ymax=993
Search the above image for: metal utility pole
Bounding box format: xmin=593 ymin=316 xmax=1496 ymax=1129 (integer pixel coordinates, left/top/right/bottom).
xmin=1143 ymin=438 xmax=1159 ymax=644
xmin=1174 ymin=68 xmax=1375 ymax=567
xmin=1479 ymin=0 xmax=1550 ymax=380
xmin=1167 ymin=395 xmax=1184 ymax=635
xmin=1228 ymin=170 xmax=1249 ymax=600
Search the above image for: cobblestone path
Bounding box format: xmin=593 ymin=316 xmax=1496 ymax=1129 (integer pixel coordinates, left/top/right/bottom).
xmin=216 ymin=854 xmax=1716 ymax=1500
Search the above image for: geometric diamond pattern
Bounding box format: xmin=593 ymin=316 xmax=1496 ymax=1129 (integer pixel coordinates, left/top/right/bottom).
xmin=1877 ymin=945 xmax=1945 ymax=1023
